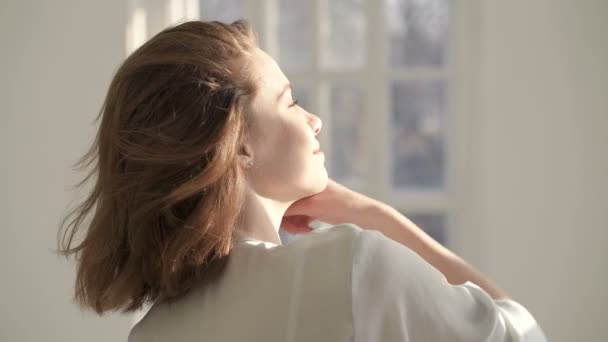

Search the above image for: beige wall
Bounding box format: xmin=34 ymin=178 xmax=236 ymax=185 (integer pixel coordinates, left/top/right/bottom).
xmin=470 ymin=1 xmax=608 ymax=341
xmin=1 ymin=1 xmax=606 ymax=341
xmin=1 ymin=1 xmax=131 ymax=341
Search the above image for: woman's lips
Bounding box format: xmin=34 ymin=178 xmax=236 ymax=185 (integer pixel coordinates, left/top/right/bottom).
xmin=313 ymin=149 xmax=323 ymax=155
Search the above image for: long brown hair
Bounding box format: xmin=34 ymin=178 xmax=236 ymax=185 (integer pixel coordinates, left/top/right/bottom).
xmin=56 ymin=20 xmax=258 ymax=314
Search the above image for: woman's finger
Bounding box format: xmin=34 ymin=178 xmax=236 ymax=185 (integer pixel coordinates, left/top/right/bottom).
xmin=281 ymin=215 xmax=313 ymax=234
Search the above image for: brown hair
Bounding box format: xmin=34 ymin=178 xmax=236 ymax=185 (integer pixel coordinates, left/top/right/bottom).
xmin=56 ymin=20 xmax=258 ymax=314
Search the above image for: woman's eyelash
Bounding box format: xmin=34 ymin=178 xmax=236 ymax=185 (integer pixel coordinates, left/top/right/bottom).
xmin=290 ymin=98 xmax=299 ymax=107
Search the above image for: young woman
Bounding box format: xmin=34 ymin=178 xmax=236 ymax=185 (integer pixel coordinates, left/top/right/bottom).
xmin=58 ymin=20 xmax=546 ymax=341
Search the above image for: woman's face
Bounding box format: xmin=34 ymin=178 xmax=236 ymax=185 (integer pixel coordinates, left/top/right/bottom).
xmin=240 ymin=48 xmax=327 ymax=202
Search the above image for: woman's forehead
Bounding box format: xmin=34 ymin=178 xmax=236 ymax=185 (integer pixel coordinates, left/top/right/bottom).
xmin=249 ymin=48 xmax=289 ymax=96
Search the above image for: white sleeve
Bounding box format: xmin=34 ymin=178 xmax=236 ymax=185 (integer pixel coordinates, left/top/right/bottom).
xmin=351 ymin=228 xmax=547 ymax=342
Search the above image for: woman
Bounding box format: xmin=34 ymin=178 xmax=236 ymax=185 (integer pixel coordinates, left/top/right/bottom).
xmin=58 ymin=20 xmax=546 ymax=341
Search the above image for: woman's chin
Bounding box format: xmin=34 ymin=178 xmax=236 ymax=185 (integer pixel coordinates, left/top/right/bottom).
xmin=312 ymin=170 xmax=329 ymax=194
xmin=291 ymin=169 xmax=328 ymax=198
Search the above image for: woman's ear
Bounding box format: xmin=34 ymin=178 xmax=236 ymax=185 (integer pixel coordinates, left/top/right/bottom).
xmin=238 ymin=143 xmax=254 ymax=169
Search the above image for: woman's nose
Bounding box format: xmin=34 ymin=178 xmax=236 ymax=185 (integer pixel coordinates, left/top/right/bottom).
xmin=310 ymin=114 xmax=322 ymax=135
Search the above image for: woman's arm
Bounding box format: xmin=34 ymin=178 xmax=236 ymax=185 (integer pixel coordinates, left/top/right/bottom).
xmin=283 ymin=179 xmax=509 ymax=300
xmin=351 ymin=198 xmax=510 ymax=300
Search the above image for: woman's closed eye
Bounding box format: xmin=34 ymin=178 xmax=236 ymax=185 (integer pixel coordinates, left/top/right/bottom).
xmin=289 ymin=98 xmax=299 ymax=108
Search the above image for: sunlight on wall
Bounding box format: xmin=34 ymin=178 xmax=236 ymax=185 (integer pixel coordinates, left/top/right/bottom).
xmin=168 ymin=0 xmax=200 ymax=25
xmin=126 ymin=0 xmax=202 ymax=56
xmin=126 ymin=4 xmax=147 ymax=55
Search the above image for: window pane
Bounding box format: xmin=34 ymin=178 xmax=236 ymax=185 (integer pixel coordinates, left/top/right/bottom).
xmin=278 ymin=0 xmax=312 ymax=71
xmin=320 ymin=0 xmax=367 ymax=70
xmin=391 ymin=80 xmax=445 ymax=189
xmin=199 ymin=0 xmax=243 ymax=22
xmin=329 ymin=84 xmax=366 ymax=183
xmin=385 ymin=0 xmax=448 ymax=67
xmin=405 ymin=213 xmax=447 ymax=245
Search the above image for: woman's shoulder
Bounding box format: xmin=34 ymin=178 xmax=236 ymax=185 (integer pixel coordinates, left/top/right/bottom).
xmin=280 ymin=223 xmax=408 ymax=272
xmin=280 ymin=223 xmax=365 ymax=255
xmin=347 ymin=227 xmax=548 ymax=342
xmin=307 ymin=222 xmax=365 ymax=241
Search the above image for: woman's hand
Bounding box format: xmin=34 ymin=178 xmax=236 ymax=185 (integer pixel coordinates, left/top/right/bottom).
xmin=280 ymin=178 xmax=379 ymax=234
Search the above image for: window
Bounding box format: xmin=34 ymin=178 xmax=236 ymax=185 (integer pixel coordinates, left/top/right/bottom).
xmin=128 ymin=0 xmax=466 ymax=248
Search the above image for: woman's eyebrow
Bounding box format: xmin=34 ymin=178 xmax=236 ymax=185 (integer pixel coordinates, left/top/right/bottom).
xmin=276 ymin=83 xmax=292 ymax=102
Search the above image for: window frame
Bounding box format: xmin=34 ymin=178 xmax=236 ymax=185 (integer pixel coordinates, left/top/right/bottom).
xmin=130 ymin=0 xmax=483 ymax=258
xmin=251 ymin=0 xmax=470 ymax=251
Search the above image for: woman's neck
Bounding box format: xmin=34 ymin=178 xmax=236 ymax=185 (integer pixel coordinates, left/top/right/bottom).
xmin=234 ymin=190 xmax=290 ymax=245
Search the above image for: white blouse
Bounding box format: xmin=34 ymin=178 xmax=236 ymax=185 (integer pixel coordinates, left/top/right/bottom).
xmin=128 ymin=224 xmax=546 ymax=342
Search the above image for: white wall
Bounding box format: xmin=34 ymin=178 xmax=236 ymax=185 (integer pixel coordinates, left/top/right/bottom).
xmin=1 ymin=1 xmax=131 ymax=341
xmin=1 ymin=1 xmax=606 ymax=341
xmin=469 ymin=1 xmax=608 ymax=341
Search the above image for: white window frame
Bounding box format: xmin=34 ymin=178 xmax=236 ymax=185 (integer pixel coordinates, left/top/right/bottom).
xmin=251 ymin=0 xmax=480 ymax=255
xmin=128 ymin=0 xmax=483 ymax=260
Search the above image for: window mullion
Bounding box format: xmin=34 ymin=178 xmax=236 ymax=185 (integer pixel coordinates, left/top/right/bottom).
xmin=243 ymin=0 xmax=271 ymax=53
xmin=446 ymin=0 xmax=481 ymax=257
xmin=311 ymin=0 xmax=330 ymax=165
xmin=365 ymin=0 xmax=389 ymax=200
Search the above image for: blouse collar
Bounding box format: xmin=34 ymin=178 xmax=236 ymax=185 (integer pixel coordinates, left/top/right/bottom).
xmin=235 ymin=237 xmax=280 ymax=247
